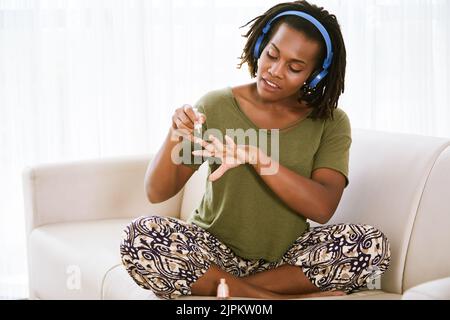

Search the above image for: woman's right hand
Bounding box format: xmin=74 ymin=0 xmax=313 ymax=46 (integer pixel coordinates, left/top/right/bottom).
xmin=171 ymin=104 xmax=206 ymax=139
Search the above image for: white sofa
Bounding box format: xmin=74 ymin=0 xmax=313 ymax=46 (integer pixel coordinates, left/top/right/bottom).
xmin=22 ymin=128 xmax=450 ymax=300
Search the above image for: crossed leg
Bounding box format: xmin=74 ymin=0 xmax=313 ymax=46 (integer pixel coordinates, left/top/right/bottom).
xmin=191 ymin=264 xmax=345 ymax=299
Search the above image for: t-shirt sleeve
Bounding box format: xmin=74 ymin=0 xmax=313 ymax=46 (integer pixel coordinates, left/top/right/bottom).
xmin=179 ymin=104 xmax=207 ymax=171
xmin=312 ymin=110 xmax=352 ymax=188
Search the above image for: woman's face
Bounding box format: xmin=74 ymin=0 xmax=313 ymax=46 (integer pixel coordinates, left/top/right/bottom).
xmin=256 ymin=23 xmax=322 ymax=104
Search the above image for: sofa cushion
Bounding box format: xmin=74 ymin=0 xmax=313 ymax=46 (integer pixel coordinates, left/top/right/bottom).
xmin=103 ymin=263 xmax=401 ymax=300
xmin=28 ymin=218 xmax=131 ymax=299
xmin=402 ymin=277 xmax=450 ymax=300
xmin=102 ymin=264 xmax=159 ymax=300
xmin=29 ymin=216 xmax=400 ymax=300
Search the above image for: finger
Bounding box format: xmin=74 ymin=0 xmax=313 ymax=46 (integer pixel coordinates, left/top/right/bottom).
xmin=192 ymin=136 xmax=209 ymax=148
xmin=204 ymin=142 xmax=216 ymax=153
xmin=223 ymin=135 xmax=239 ymax=161
xmin=223 ymin=135 xmax=236 ymax=159
xmin=192 ymin=150 xmax=213 ymax=157
xmin=208 ymin=164 xmax=228 ymax=182
xmin=175 ymin=118 xmax=192 ymax=131
xmin=172 ymin=117 xmax=182 ymax=129
xmin=183 ymin=104 xmax=197 ymax=124
xmin=193 ymin=137 xmax=215 ymax=153
xmin=208 ymin=135 xmax=224 ymax=154
xmin=224 ymin=135 xmax=236 ymax=147
xmin=178 ymin=111 xmax=194 ymax=129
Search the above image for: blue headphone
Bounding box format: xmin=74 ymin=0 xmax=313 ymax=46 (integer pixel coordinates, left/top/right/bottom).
xmin=253 ymin=10 xmax=333 ymax=94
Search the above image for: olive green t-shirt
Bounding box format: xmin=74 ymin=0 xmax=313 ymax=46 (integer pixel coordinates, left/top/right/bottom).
xmin=180 ymin=87 xmax=351 ymax=262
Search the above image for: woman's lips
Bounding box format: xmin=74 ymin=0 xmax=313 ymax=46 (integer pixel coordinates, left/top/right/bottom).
xmin=261 ymin=78 xmax=281 ymax=91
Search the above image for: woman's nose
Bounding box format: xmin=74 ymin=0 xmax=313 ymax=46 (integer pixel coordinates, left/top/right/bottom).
xmin=268 ymin=62 xmax=283 ymax=78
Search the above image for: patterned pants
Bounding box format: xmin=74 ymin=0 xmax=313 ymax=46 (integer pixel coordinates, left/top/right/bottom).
xmin=120 ymin=215 xmax=391 ymax=299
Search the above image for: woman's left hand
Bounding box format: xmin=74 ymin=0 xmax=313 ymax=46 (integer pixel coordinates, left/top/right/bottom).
xmin=192 ymin=134 xmax=258 ymax=182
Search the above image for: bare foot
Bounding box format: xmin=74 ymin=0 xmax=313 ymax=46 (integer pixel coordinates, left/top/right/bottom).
xmin=231 ymin=288 xmax=347 ymax=300
xmin=259 ymin=290 xmax=346 ymax=300
xmin=284 ymin=290 xmax=347 ymax=299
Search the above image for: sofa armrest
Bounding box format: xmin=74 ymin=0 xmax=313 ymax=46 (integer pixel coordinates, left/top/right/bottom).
xmin=402 ymin=277 xmax=450 ymax=300
xmin=22 ymin=154 xmax=183 ymax=233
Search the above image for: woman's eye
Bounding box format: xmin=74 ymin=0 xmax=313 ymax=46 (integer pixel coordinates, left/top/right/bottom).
xmin=266 ymin=51 xmax=302 ymax=73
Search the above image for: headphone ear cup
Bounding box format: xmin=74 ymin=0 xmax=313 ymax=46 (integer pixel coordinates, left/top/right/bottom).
xmin=253 ymin=34 xmax=265 ymax=60
xmin=301 ymin=70 xmax=321 ymax=95
xmin=301 ymin=70 xmax=325 ymax=104
xmin=253 ymin=35 xmax=270 ymax=62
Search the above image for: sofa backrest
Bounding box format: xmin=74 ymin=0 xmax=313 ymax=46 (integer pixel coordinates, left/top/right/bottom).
xmin=328 ymin=129 xmax=450 ymax=294
xmin=401 ymin=146 xmax=450 ymax=292
xmin=180 ymin=163 xmax=209 ymax=221
xmin=23 ymin=155 xmax=183 ymax=232
xmin=180 ymin=128 xmax=450 ymax=294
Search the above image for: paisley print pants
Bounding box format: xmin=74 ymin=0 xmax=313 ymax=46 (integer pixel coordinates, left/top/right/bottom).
xmin=120 ymin=215 xmax=390 ymax=299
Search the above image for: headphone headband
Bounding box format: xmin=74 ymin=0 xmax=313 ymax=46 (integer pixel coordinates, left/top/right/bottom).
xmin=253 ymin=10 xmax=334 ymax=90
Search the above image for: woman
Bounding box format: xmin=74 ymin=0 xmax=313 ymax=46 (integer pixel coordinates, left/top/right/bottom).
xmin=120 ymin=0 xmax=390 ymax=300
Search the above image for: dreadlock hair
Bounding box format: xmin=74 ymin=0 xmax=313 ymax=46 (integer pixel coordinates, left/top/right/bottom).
xmin=237 ymin=0 xmax=346 ymax=120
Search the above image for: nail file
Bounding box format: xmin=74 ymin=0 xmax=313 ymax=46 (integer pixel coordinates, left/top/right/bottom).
xmin=192 ymin=107 xmax=202 ymax=137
